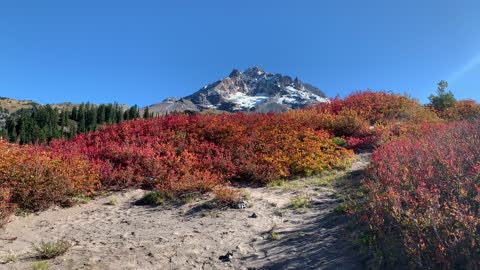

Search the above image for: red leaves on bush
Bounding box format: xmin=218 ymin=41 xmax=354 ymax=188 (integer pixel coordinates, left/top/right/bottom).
xmin=0 ymin=109 xmax=345 ymax=220
xmin=0 ymin=139 xmax=100 ymax=211
xmin=55 ymin=113 xmax=352 ymax=189
xmin=362 ymin=121 xmax=480 ymax=268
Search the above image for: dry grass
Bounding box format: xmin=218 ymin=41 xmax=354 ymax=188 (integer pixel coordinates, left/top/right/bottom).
xmin=290 ymin=195 xmax=311 ymax=212
xmin=3 ymin=252 xmax=19 ymax=263
xmin=30 ymin=261 xmax=49 ymax=270
xmin=33 ymin=240 xmax=71 ymax=259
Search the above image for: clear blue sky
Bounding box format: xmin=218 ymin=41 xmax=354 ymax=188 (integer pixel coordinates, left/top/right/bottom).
xmin=0 ymin=0 xmax=479 ymax=107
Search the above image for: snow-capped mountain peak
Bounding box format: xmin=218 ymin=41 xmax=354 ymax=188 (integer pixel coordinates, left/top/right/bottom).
xmin=145 ymin=67 xmax=328 ymax=114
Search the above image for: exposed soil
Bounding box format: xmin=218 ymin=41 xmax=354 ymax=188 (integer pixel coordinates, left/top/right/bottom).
xmin=0 ymin=153 xmax=371 ymax=270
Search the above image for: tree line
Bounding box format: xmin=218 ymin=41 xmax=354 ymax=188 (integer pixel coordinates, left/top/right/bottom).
xmin=0 ymin=103 xmax=153 ymax=144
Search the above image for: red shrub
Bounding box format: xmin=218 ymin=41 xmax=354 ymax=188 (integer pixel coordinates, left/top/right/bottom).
xmin=362 ymin=121 xmax=480 ymax=268
xmin=51 ymin=113 xmax=352 ymax=191
xmin=51 ymin=117 xmax=237 ymax=193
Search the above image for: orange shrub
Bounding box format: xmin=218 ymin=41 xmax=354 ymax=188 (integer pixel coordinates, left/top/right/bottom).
xmin=193 ymin=113 xmax=353 ymax=182
xmin=342 ymin=91 xmax=438 ymax=124
xmin=288 ymin=107 xmax=369 ymax=137
xmin=0 ymin=139 xmax=100 ymax=211
xmin=213 ymin=185 xmax=242 ymax=206
xmin=440 ymin=99 xmax=480 ymax=121
xmin=0 ymin=187 xmax=13 ymax=227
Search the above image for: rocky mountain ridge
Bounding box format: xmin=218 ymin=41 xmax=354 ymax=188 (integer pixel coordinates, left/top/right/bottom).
xmin=146 ymin=67 xmax=329 ymax=114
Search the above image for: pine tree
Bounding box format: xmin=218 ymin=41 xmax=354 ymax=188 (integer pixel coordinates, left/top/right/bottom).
xmin=97 ymin=104 xmax=106 ymax=124
xmin=429 ymin=80 xmax=456 ymax=112
xmin=115 ymin=105 xmax=123 ymax=124
xmin=78 ymin=103 xmax=86 ymax=134
xmin=60 ymin=110 xmax=68 ymax=136
xmin=129 ymin=105 xmax=140 ymax=120
xmin=143 ymin=107 xmax=151 ymax=119
xmin=71 ymin=106 xmax=78 ymax=121
xmin=85 ymin=104 xmax=97 ymax=131
xmin=105 ymin=104 xmax=114 ymax=124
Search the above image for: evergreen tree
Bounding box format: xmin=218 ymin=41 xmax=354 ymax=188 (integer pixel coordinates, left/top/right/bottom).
xmin=143 ymin=107 xmax=150 ymax=119
xmin=0 ymin=129 xmax=7 ymax=139
xmin=105 ymin=104 xmax=113 ymax=124
xmin=85 ymin=104 xmax=98 ymax=131
xmin=97 ymin=104 xmax=106 ymax=124
xmin=71 ymin=106 xmax=78 ymax=121
xmin=67 ymin=121 xmax=77 ymax=139
xmin=115 ymin=105 xmax=123 ymax=124
xmin=128 ymin=105 xmax=140 ymax=120
xmin=6 ymin=118 xmax=16 ymax=141
xmin=429 ymin=80 xmax=456 ymax=112
xmin=78 ymin=103 xmax=87 ymax=134
xmin=60 ymin=110 xmax=68 ymax=136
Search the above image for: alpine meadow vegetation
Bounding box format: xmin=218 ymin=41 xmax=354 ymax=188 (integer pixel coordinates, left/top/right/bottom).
xmin=0 ymin=88 xmax=479 ymax=269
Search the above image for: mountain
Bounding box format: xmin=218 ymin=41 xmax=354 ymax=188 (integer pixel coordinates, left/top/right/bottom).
xmin=145 ymin=67 xmax=329 ymax=114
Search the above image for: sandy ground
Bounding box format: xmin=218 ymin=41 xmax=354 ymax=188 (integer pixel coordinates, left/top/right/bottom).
xmin=0 ymin=153 xmax=371 ymax=270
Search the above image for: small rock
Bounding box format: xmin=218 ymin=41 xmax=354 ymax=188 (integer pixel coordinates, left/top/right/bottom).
xmin=249 ymin=213 xmax=258 ymax=218
xmin=219 ymin=251 xmax=234 ymax=262
xmin=236 ymin=200 xmax=249 ymax=209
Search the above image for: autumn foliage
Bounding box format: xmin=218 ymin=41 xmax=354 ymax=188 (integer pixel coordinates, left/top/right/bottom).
xmin=439 ymin=99 xmax=480 ymax=121
xmin=0 ymin=110 xmax=354 ymax=224
xmin=0 ymin=90 xmax=442 ymax=226
xmin=0 ymin=139 xmax=100 ymax=212
xmin=1 ymin=89 xmax=478 ymax=269
xmin=288 ymin=91 xmax=440 ymax=150
xmin=53 ymin=113 xmax=352 ymax=189
xmin=362 ymin=121 xmax=480 ymax=268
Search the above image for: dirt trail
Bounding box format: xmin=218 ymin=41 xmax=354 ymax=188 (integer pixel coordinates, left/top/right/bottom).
xmin=0 ymin=153 xmax=371 ymax=270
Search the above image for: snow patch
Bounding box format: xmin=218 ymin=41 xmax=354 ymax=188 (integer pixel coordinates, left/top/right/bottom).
xmin=227 ymin=92 xmax=269 ymax=109
xmin=280 ymin=86 xmax=330 ymax=104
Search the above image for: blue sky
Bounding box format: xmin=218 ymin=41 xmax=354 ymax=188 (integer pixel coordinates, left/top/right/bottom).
xmin=0 ymin=0 xmax=479 ymax=107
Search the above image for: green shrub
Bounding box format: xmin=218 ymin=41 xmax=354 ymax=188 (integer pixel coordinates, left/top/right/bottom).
xmin=136 ymin=191 xmax=167 ymax=206
xmin=332 ymin=137 xmax=347 ymax=147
